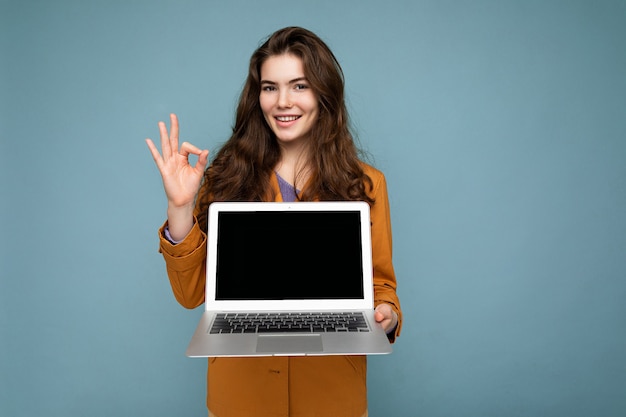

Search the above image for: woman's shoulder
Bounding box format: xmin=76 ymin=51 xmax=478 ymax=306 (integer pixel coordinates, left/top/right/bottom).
xmin=359 ymin=161 xmax=386 ymax=181
xmin=358 ymin=161 xmax=389 ymax=201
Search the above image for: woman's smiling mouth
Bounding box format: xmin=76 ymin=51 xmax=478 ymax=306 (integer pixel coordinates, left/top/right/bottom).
xmin=276 ymin=116 xmax=300 ymax=122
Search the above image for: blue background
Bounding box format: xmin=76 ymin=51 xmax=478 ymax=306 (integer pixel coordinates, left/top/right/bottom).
xmin=1 ymin=1 xmax=625 ymax=416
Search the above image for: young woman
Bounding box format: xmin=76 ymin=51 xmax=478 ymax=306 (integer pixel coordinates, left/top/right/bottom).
xmin=146 ymin=26 xmax=402 ymax=417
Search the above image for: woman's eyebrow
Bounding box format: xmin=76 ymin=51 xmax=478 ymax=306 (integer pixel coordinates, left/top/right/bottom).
xmin=260 ymin=77 xmax=308 ymax=85
xmin=289 ymin=77 xmax=307 ymax=84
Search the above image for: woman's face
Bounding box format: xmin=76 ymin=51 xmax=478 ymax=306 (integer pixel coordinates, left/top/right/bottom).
xmin=259 ymin=54 xmax=319 ymax=147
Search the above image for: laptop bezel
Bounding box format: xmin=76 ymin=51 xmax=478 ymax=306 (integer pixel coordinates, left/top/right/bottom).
xmin=204 ymin=201 xmax=374 ymax=312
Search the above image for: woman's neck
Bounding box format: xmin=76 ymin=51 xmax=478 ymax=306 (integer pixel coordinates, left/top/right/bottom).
xmin=276 ymin=144 xmax=311 ymax=188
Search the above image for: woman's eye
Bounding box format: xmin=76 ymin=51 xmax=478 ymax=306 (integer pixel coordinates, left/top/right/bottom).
xmin=262 ymin=85 xmax=276 ymax=92
xmin=294 ymin=84 xmax=309 ymax=90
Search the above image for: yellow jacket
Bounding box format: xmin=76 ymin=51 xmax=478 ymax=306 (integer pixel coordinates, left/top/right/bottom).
xmin=158 ymin=163 xmax=402 ymax=417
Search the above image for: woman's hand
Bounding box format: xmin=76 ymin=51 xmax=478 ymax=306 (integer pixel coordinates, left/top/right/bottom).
xmin=146 ymin=113 xmax=209 ymax=207
xmin=146 ymin=113 xmax=209 ymax=240
xmin=374 ymin=303 xmax=399 ymax=335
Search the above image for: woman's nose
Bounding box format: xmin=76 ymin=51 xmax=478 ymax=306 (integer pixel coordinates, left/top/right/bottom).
xmin=277 ymin=91 xmax=293 ymax=109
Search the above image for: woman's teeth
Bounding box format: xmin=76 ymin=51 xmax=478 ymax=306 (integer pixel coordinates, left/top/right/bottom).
xmin=276 ymin=116 xmax=299 ymax=122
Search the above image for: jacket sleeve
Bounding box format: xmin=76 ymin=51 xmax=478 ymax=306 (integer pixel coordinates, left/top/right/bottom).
xmin=366 ymin=166 xmax=403 ymax=342
xmin=158 ymin=218 xmax=207 ymax=309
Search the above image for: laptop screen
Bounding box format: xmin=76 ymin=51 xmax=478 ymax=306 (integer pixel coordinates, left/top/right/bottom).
xmin=215 ymin=210 xmax=365 ymax=300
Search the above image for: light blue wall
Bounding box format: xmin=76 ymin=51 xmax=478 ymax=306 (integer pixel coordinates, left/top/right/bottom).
xmin=2 ymin=1 xmax=625 ymax=416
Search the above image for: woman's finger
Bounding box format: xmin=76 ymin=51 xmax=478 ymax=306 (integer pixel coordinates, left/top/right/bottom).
xmin=145 ymin=138 xmax=164 ymax=169
xmin=158 ymin=120 xmax=172 ymax=159
xmin=179 ymin=142 xmax=210 ymax=173
xmin=195 ymin=149 xmax=210 ymax=172
xmin=179 ymin=141 xmax=203 ymax=157
xmin=168 ymin=113 xmax=180 ymax=152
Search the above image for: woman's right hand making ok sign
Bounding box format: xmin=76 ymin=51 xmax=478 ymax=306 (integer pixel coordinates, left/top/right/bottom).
xmin=146 ymin=113 xmax=209 ymax=241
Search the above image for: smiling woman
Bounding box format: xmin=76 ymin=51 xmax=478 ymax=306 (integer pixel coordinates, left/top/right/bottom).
xmin=145 ymin=26 xmax=402 ymax=417
xmin=260 ymin=55 xmax=319 ymax=145
xmin=260 ymin=54 xmax=320 ymax=183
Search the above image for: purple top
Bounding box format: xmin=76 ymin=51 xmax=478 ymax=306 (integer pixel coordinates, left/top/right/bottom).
xmin=275 ymin=171 xmax=299 ymax=203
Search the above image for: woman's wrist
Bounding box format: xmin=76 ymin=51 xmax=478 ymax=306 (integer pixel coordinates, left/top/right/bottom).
xmin=166 ymin=203 xmax=195 ymax=241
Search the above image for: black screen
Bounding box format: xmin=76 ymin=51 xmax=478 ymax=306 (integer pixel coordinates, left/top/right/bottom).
xmin=215 ymin=210 xmax=365 ymax=300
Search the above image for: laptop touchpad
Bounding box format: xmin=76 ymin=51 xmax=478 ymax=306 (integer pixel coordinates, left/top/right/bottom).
xmin=256 ymin=335 xmax=323 ymax=354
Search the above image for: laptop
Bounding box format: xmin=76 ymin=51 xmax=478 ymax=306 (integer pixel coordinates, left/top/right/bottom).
xmin=185 ymin=201 xmax=393 ymax=357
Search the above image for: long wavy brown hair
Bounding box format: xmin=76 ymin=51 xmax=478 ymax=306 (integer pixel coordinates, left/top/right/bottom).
xmin=197 ymin=26 xmax=374 ymax=230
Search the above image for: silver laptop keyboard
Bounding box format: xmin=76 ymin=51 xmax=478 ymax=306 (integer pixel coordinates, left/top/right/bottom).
xmin=209 ymin=312 xmax=370 ymax=334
